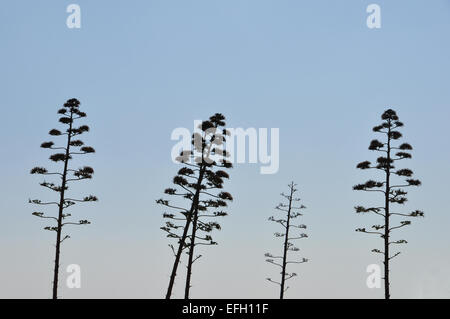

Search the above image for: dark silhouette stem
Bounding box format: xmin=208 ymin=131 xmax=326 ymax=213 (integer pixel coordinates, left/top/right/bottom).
xmin=165 ymin=206 xmax=193 ymax=299
xmin=52 ymin=109 xmax=73 ymax=299
xmin=184 ymin=188 xmax=201 ymax=299
xmin=185 ymin=131 xmax=213 ymax=299
xmin=280 ymin=183 xmax=294 ymax=299
xmin=384 ymin=119 xmax=391 ymax=300
xmin=165 ymin=167 xmax=205 ymax=299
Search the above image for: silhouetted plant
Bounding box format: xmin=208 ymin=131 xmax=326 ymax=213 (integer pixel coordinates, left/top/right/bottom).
xmin=157 ymin=113 xmax=232 ymax=299
xmin=30 ymin=98 xmax=97 ymax=299
xmin=353 ymin=109 xmax=423 ymax=299
xmin=265 ymin=182 xmax=308 ymax=299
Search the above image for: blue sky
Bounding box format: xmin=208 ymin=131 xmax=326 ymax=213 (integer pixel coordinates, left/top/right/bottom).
xmin=1 ymin=0 xmax=450 ymax=298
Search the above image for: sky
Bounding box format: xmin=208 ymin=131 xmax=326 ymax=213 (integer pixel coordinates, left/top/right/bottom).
xmin=0 ymin=0 xmax=450 ymax=299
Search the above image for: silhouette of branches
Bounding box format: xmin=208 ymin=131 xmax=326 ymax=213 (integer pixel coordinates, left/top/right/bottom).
xmin=157 ymin=113 xmax=232 ymax=299
xmin=265 ymin=182 xmax=308 ymax=299
xmin=354 ymin=109 xmax=423 ymax=299
xmin=30 ymin=98 xmax=96 ymax=299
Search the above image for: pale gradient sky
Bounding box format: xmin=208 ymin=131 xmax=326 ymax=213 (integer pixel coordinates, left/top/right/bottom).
xmin=1 ymin=0 xmax=450 ymax=298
